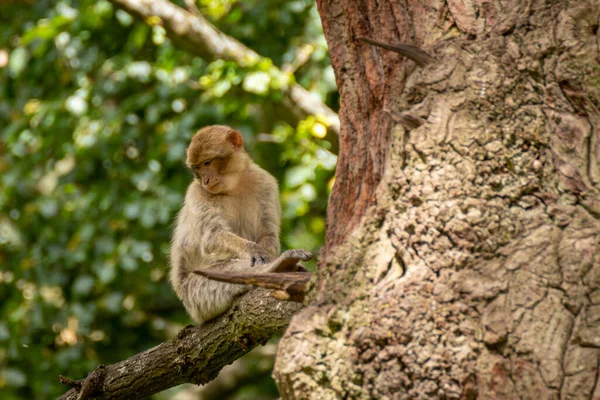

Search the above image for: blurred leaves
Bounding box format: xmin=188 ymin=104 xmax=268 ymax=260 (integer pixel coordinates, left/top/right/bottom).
xmin=0 ymin=0 xmax=336 ymax=398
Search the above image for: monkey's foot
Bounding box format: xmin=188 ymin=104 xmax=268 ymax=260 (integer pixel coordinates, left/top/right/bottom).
xmin=281 ymin=249 xmax=313 ymax=262
xmin=269 ymin=249 xmax=313 ymax=272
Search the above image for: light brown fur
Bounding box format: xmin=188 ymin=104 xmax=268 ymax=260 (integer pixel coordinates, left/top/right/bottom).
xmin=170 ymin=125 xmax=311 ymax=324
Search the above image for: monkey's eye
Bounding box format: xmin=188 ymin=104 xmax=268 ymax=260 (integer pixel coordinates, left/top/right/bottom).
xmin=203 ymin=160 xmax=212 ymax=167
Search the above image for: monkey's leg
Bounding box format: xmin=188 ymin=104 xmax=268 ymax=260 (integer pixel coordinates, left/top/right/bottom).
xmin=189 ymin=252 xmax=311 ymax=323
xmin=199 ymin=250 xmax=312 ymax=275
xmin=180 ymin=270 xmax=251 ymax=324
xmin=254 ymin=249 xmax=313 ymax=273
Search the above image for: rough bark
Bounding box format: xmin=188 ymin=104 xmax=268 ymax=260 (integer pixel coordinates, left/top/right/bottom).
xmin=275 ymin=1 xmax=600 ymax=399
xmin=108 ymin=0 xmax=340 ymax=151
xmin=58 ymin=289 xmax=300 ymax=399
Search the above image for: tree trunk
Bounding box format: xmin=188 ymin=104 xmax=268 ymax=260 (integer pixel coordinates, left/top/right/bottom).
xmin=275 ymin=1 xmax=600 ymax=399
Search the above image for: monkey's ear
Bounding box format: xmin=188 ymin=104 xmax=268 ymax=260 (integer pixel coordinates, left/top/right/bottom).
xmin=226 ymin=129 xmax=243 ymax=149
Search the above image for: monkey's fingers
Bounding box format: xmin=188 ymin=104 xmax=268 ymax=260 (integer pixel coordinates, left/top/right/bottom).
xmin=272 ymin=249 xmax=313 ymax=272
xmin=250 ymin=253 xmax=270 ymax=266
xmin=194 ymin=269 xmax=311 ymax=302
xmin=281 ymin=249 xmax=313 ymax=262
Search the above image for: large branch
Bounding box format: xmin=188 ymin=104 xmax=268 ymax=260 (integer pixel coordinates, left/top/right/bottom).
xmin=109 ymin=0 xmax=340 ymax=151
xmin=58 ymin=289 xmax=302 ymax=400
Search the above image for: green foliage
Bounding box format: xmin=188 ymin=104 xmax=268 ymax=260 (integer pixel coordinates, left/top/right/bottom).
xmin=0 ymin=1 xmax=337 ymax=398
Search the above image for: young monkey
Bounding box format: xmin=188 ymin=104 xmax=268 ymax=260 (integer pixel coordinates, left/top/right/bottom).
xmin=170 ymin=125 xmax=312 ymax=324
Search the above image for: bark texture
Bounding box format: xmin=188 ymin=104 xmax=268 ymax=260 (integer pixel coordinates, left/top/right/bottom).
xmin=275 ymin=1 xmax=600 ymax=399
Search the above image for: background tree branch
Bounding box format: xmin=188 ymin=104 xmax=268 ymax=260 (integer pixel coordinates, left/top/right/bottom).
xmin=58 ymin=289 xmax=302 ymax=400
xmin=108 ymin=0 xmax=340 ymax=152
xmin=0 ymin=2 xmax=335 ymax=398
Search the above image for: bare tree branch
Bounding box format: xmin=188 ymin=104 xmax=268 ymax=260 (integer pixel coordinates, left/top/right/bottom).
xmin=196 ymin=270 xmax=312 ymax=302
xmin=183 ymin=0 xmax=202 ymax=18
xmin=385 ymin=110 xmax=426 ymax=130
xmin=357 ymin=37 xmax=435 ymax=67
xmin=108 ymin=0 xmax=340 ymax=151
xmin=58 ymin=289 xmax=302 ymax=400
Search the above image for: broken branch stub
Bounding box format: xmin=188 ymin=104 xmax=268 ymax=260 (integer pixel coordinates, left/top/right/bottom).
xmin=357 ymin=37 xmax=435 ymax=67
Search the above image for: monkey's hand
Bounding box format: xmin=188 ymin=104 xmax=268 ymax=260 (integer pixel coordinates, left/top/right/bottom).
xmin=245 ymin=243 xmax=271 ymax=266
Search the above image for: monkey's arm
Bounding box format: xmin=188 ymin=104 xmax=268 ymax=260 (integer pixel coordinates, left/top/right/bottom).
xmin=174 ymin=201 xmax=270 ymax=270
xmin=185 ymin=201 xmax=269 ymax=264
xmin=211 ymin=231 xmax=270 ymax=265
xmin=256 ymin=177 xmax=281 ymax=259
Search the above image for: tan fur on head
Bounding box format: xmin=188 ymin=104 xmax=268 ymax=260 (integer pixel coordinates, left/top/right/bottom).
xmin=186 ymin=125 xmax=244 ymax=167
xmin=186 ymin=125 xmax=248 ymax=195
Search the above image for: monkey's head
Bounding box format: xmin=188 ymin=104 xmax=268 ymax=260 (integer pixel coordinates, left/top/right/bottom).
xmin=186 ymin=125 xmax=248 ymax=194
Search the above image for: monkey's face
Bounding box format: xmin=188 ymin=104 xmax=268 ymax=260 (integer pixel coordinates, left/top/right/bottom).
xmin=193 ymin=157 xmax=229 ymax=194
xmin=186 ymin=126 xmax=246 ymax=194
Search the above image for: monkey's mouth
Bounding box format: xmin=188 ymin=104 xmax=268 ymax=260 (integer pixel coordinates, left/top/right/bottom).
xmin=203 ymin=183 xmax=221 ymax=194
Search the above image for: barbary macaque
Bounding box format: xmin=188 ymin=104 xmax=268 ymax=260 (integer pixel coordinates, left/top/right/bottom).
xmin=170 ymin=125 xmax=312 ymax=324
